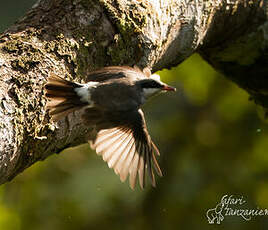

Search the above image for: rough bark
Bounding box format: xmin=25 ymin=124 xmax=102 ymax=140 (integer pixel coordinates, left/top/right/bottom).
xmin=0 ymin=0 xmax=267 ymax=184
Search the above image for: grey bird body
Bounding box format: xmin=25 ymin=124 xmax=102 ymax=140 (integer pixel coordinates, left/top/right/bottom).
xmin=44 ymin=66 xmax=175 ymax=189
xmin=90 ymin=78 xmax=142 ymax=111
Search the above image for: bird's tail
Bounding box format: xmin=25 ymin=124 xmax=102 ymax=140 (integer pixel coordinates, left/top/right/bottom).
xmin=44 ymin=74 xmax=87 ymax=121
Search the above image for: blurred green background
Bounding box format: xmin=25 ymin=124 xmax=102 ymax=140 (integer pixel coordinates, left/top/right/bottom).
xmin=1 ymin=1 xmax=268 ymax=230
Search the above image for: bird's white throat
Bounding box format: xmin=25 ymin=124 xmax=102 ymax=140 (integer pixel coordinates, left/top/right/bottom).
xmin=142 ymin=88 xmax=162 ymax=99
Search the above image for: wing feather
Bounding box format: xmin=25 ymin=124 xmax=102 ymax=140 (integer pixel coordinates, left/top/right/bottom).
xmin=114 ymin=134 xmax=134 ymax=175
xmin=89 ymin=109 xmax=162 ymax=189
xmin=119 ymin=140 xmax=136 ymax=182
xmin=138 ymin=144 xmax=146 ymax=189
xmin=129 ymin=149 xmax=140 ymax=190
xmin=94 ymin=130 xmax=122 ymax=156
xmin=146 ymin=144 xmax=156 ymax=187
xmin=102 ymin=131 xmax=127 ymax=161
xmin=107 ymin=130 xmax=132 ymax=168
xmin=152 ymin=150 xmax=163 ymax=177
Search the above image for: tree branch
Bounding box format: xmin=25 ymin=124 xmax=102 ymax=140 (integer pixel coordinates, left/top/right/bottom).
xmin=0 ymin=0 xmax=266 ymax=184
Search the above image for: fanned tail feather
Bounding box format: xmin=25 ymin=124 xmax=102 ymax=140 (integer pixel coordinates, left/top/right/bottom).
xmin=44 ymin=74 xmax=86 ymax=121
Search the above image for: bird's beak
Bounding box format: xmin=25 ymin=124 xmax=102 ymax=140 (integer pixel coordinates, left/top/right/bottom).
xmin=162 ymin=84 xmax=176 ymax=91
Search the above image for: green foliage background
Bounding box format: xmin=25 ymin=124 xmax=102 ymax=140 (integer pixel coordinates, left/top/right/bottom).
xmin=1 ymin=1 xmax=268 ymax=229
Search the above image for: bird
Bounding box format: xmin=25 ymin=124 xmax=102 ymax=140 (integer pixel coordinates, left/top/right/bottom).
xmin=44 ymin=65 xmax=176 ymax=189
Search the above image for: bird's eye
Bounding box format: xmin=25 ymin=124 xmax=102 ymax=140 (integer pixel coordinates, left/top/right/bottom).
xmin=141 ymin=80 xmax=162 ymax=89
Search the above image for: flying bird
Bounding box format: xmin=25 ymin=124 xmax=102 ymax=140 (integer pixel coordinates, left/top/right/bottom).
xmin=44 ymin=66 xmax=176 ymax=189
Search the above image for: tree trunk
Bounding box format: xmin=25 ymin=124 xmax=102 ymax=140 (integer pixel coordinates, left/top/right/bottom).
xmin=0 ymin=0 xmax=266 ymax=184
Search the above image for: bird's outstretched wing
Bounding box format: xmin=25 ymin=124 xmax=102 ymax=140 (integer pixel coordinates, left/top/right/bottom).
xmin=88 ymin=109 xmax=162 ymax=189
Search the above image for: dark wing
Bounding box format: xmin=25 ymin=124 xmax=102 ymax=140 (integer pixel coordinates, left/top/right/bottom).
xmin=86 ymin=66 xmax=145 ymax=82
xmin=88 ymin=109 xmax=162 ymax=189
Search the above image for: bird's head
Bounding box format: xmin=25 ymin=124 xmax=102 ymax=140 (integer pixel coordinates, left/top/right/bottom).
xmin=137 ymin=74 xmax=176 ymax=99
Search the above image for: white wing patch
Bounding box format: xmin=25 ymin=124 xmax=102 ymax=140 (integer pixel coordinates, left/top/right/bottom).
xmin=74 ymin=82 xmax=98 ymax=106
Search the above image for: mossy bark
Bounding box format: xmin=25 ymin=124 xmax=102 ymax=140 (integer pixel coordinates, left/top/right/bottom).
xmin=0 ymin=0 xmax=267 ymax=184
